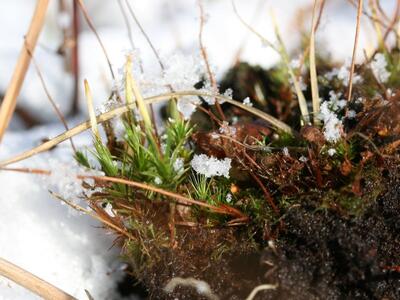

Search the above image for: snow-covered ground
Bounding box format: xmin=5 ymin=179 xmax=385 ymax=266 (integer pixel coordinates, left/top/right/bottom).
xmin=0 ymin=0 xmax=396 ymax=299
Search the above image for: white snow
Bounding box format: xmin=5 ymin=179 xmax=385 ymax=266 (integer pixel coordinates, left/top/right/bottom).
xmin=191 ymin=154 xmax=231 ymax=178
xmin=0 ymin=124 xmax=124 ymax=300
xmin=371 ymin=53 xmax=390 ymax=83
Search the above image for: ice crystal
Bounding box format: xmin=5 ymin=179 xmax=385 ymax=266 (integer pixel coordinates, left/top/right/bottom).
xmin=154 ymin=177 xmax=162 ymax=185
xmin=319 ymin=102 xmax=343 ymax=142
xmin=191 ymin=154 xmax=232 ymax=178
xmin=299 ymin=156 xmax=308 ymax=162
xmin=325 ymin=59 xmax=363 ymax=86
xmin=173 ymin=157 xmax=184 ymax=173
xmin=347 ymin=110 xmax=356 ymax=119
xmin=282 ymin=147 xmax=290 ymax=157
xmin=219 ymin=121 xmax=237 ymax=136
xmin=242 ymin=97 xmax=253 ymax=107
xmin=177 ymin=96 xmax=201 ymax=120
xmin=328 ymin=148 xmax=337 ymax=156
xmin=371 ymin=53 xmax=390 ymax=83
xmin=111 ymin=117 xmax=126 ymax=142
xmin=226 ymin=193 xmax=232 ymax=203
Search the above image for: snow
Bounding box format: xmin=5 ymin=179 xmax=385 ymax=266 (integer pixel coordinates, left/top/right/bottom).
xmin=191 ymin=154 xmax=231 ymax=178
xmin=371 ymin=53 xmax=390 ymax=83
xmin=319 ymin=101 xmax=343 ymax=143
xmin=0 ymin=123 xmax=125 ymax=300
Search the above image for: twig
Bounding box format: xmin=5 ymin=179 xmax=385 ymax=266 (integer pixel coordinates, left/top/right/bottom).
xmin=0 ymin=257 xmax=76 ymax=300
xmin=0 ymin=167 xmax=246 ymax=218
xmin=71 ymin=0 xmax=80 ymax=115
xmin=125 ymin=0 xmax=165 ymax=71
xmin=347 ymin=0 xmax=363 ymax=102
xmin=50 ymin=191 xmax=135 ymax=239
xmin=75 ymin=0 xmax=116 ymax=80
xmin=198 ymin=0 xmax=226 ymax=121
xmin=25 ymin=39 xmax=76 ymax=153
xmin=0 ymin=90 xmax=295 ymax=167
xmin=0 ymin=0 xmax=50 ymax=144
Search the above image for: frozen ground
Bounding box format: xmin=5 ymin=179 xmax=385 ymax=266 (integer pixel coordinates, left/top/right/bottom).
xmin=0 ymin=0 xmax=396 ymax=299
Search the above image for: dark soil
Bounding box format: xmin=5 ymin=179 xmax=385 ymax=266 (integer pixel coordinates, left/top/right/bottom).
xmin=136 ymin=160 xmax=400 ymax=300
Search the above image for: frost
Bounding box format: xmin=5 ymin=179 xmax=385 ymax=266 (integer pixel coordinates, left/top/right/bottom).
xmin=290 ymin=58 xmax=301 ymax=69
xmin=282 ymin=147 xmax=290 ymax=157
xmin=191 ymin=154 xmax=232 ymax=178
xmin=104 ymin=203 xmax=115 ymax=217
xmin=242 ymin=97 xmax=253 ymax=107
xmin=347 ymin=110 xmax=356 ymax=119
xmin=162 ymin=53 xmax=203 ymax=91
xmin=173 ymin=157 xmax=184 ymax=173
xmin=154 ymin=177 xmax=162 ymax=185
xmin=44 ymin=159 xmax=104 ymax=214
xmin=177 ymin=96 xmax=201 ymax=120
xmin=299 ymin=156 xmax=308 ymax=162
xmin=325 ymin=59 xmax=363 ymax=86
xmin=223 ymin=88 xmax=233 ymax=99
xmin=371 ymin=53 xmax=390 ymax=83
xmin=111 ymin=117 xmax=126 ymax=142
xmin=219 ymin=121 xmax=237 ymax=136
xmin=328 ymin=148 xmax=337 ymax=156
xmin=226 ymin=193 xmax=232 ymax=203
xmin=319 ymin=102 xmax=343 ymax=142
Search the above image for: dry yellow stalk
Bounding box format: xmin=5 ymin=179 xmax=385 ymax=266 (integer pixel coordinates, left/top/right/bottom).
xmin=0 ymin=0 xmax=49 ymax=143
xmin=0 ymin=257 xmax=76 ymax=300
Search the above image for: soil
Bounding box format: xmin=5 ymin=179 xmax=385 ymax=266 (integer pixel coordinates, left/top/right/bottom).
xmin=130 ymin=160 xmax=400 ymax=300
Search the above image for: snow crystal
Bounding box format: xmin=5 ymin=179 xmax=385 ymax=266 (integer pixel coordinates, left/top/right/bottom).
xmin=242 ymin=97 xmax=253 ymax=107
xmin=226 ymin=193 xmax=232 ymax=203
xmin=191 ymin=154 xmax=232 ymax=178
xmin=328 ymin=148 xmax=337 ymax=156
xmin=219 ymin=121 xmax=237 ymax=136
xmin=299 ymin=156 xmax=308 ymax=162
xmin=177 ymin=96 xmax=201 ymax=120
xmin=319 ymin=102 xmax=343 ymax=142
xmin=162 ymin=53 xmax=203 ymax=91
xmin=290 ymin=58 xmax=301 ymax=69
xmin=347 ymin=110 xmax=356 ymax=119
xmin=282 ymin=147 xmax=290 ymax=157
xmin=44 ymin=160 xmax=104 ymax=214
xmin=371 ymin=53 xmax=390 ymax=83
xmin=173 ymin=157 xmax=184 ymax=173
xmin=104 ymin=202 xmax=115 ymax=217
xmin=325 ymin=59 xmax=363 ymax=86
xmin=223 ymin=88 xmax=233 ymax=99
xmin=154 ymin=177 xmax=162 ymax=185
xmin=112 ymin=117 xmax=126 ymax=142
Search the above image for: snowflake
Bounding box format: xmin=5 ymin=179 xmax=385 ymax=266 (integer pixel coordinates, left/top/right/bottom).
xmin=282 ymin=147 xmax=290 ymax=157
xmin=319 ymin=102 xmax=343 ymax=142
xmin=177 ymin=96 xmax=201 ymax=120
xmin=371 ymin=53 xmax=390 ymax=83
xmin=173 ymin=157 xmax=184 ymax=173
xmin=328 ymin=148 xmax=337 ymax=156
xmin=191 ymin=154 xmax=232 ymax=178
xmin=242 ymin=97 xmax=253 ymax=107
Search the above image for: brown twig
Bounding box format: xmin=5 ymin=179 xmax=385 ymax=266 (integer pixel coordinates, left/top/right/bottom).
xmin=0 ymin=0 xmax=50 ymax=144
xmin=0 ymin=257 xmax=76 ymax=300
xmin=71 ymin=0 xmax=80 ymax=115
xmin=0 ymin=167 xmax=246 ymax=219
xmin=347 ymin=0 xmax=364 ymax=102
xmin=75 ymin=0 xmax=116 ymax=80
xmin=25 ymin=39 xmax=77 ymax=153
